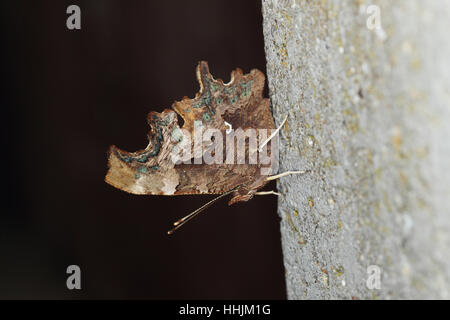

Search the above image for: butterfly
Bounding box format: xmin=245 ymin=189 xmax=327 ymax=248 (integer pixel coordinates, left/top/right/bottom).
xmin=105 ymin=61 xmax=305 ymax=234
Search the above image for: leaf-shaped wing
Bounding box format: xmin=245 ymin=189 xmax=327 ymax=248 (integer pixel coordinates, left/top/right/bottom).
xmin=105 ymin=61 xmax=275 ymax=204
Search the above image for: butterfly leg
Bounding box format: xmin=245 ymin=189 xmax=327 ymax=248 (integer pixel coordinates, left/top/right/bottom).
xmin=259 ymin=114 xmax=288 ymax=152
xmin=255 ymin=190 xmax=281 ymax=196
xmin=265 ymin=170 xmax=308 ymax=181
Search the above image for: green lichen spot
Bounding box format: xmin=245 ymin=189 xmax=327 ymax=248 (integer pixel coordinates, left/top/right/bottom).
xmin=135 ymin=127 xmax=163 ymax=163
xmin=150 ymin=165 xmax=159 ymax=170
xmin=203 ymin=91 xmax=212 ymax=106
xmin=122 ymin=156 xmax=132 ymax=163
xmin=224 ymin=87 xmax=233 ymax=95
xmin=202 ymin=113 xmax=211 ymax=122
xmin=240 ymin=90 xmax=250 ymax=99
xmin=240 ymin=80 xmax=254 ymax=98
xmin=243 ymin=80 xmax=254 ymax=87
xmin=230 ymin=95 xmax=238 ymax=104
xmin=138 ymin=166 xmax=148 ymax=174
xmin=210 ymin=82 xmax=220 ymax=92
xmin=215 ymin=97 xmax=223 ymax=104
xmin=194 ymin=120 xmax=203 ymax=128
xmin=185 ymin=108 xmax=191 ymax=113
xmin=193 ymin=101 xmax=203 ymax=109
xmin=171 ymin=128 xmax=183 ymax=143
xmin=135 ymin=173 xmax=141 ymax=179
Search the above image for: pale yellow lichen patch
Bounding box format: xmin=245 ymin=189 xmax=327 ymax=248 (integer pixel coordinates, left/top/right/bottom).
xmin=284 ymin=118 xmax=290 ymax=136
xmin=332 ymin=265 xmax=345 ymax=277
xmin=375 ymin=167 xmax=383 ymax=180
xmin=343 ymin=108 xmax=360 ymax=133
xmin=399 ymin=171 xmax=409 ymax=186
xmin=320 ymin=274 xmax=329 ymax=287
xmin=298 ymin=234 xmax=307 ymax=246
xmin=285 ymin=211 xmax=298 ymax=233
xmin=366 ymin=149 xmax=374 ymax=166
xmin=415 ymin=147 xmax=429 ymax=159
xmin=324 ymin=157 xmax=336 ymax=168
xmin=392 ymin=126 xmax=403 ymax=152
xmin=328 ymin=197 xmax=335 ymax=207
xmin=308 ymin=197 xmax=315 ymax=208
xmin=383 ymin=192 xmax=392 ymax=213
xmin=316 ymin=261 xmax=329 ymax=288
xmin=411 ymin=57 xmax=422 ymax=71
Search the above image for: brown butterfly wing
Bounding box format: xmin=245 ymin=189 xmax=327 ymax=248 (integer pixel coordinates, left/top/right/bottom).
xmin=105 ymin=61 xmax=275 ymax=203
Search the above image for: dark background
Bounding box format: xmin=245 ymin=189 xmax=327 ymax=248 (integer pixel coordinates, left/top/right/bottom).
xmin=1 ymin=0 xmax=285 ymax=299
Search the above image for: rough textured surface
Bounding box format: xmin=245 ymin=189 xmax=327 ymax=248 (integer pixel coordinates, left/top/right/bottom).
xmin=262 ymin=0 xmax=450 ymax=299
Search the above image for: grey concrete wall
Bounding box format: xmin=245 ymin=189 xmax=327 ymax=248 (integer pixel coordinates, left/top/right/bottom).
xmin=262 ymin=0 xmax=450 ymax=299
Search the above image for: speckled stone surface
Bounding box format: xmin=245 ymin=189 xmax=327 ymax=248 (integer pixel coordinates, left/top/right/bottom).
xmin=262 ymin=0 xmax=450 ymax=299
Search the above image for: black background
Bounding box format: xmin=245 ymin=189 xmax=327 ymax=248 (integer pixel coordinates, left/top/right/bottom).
xmin=1 ymin=0 xmax=285 ymax=299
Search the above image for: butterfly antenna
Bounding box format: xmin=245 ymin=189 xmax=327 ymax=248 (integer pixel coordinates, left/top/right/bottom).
xmin=167 ymin=185 xmax=241 ymax=235
xmin=265 ymin=170 xmax=308 ymax=181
